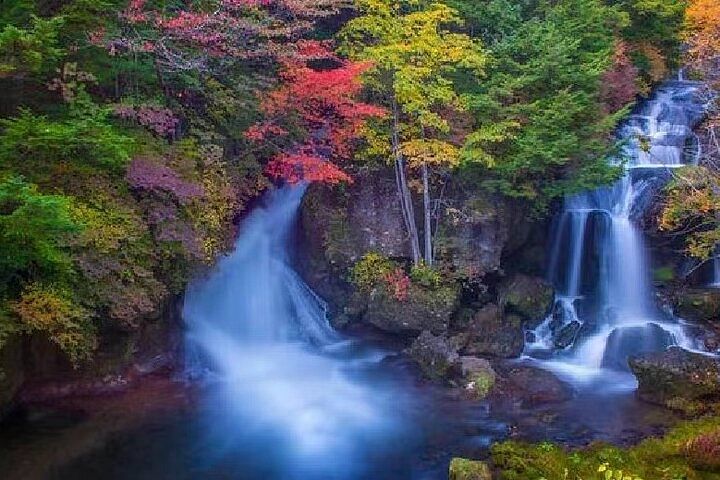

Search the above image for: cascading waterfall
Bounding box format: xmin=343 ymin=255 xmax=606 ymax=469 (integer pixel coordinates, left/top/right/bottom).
xmin=527 ymin=80 xmax=707 ymax=385
xmin=183 ymin=186 xmax=412 ymax=479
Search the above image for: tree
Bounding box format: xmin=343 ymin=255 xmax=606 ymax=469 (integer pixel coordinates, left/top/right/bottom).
xmin=339 ymin=0 xmax=485 ymax=265
xmin=458 ymin=0 xmax=626 ymax=212
xmin=247 ymin=44 xmax=385 ymax=184
xmin=0 ymin=176 xmax=80 ymax=292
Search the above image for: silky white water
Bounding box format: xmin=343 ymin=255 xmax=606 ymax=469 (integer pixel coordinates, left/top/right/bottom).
xmin=527 ymin=80 xmax=706 ymax=386
xmin=183 ymin=186 xmax=412 ymax=479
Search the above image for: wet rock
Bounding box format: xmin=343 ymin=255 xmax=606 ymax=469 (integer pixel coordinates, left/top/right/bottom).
xmin=629 ymin=347 xmax=720 ymax=414
xmin=460 ymin=357 xmax=496 ymax=399
xmin=554 ymin=321 xmax=582 ymax=349
xmin=494 ymin=364 xmax=573 ymax=408
xmin=499 ymin=274 xmax=553 ymax=325
xmin=407 ymin=331 xmax=461 ymax=380
xmin=449 ymin=458 xmax=492 ymax=480
xmin=359 ymin=283 xmax=459 ymax=335
xmin=462 ymin=305 xmax=525 ymax=358
xmin=601 ymin=323 xmax=674 ymax=371
xmin=673 ymin=289 xmax=720 ymax=325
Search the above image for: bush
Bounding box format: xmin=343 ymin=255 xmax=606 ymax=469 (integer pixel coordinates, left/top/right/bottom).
xmin=11 ymin=283 xmax=96 ymax=363
xmin=683 ymin=429 xmax=720 ymax=472
xmin=350 ymin=252 xmax=395 ymax=290
xmin=410 ymin=263 xmax=442 ymax=289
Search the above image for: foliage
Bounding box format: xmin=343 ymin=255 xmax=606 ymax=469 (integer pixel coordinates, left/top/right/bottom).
xmin=660 ymin=166 xmax=720 ymax=261
xmin=0 ymin=15 xmax=64 ymax=78
xmin=410 ymin=263 xmax=442 ymax=289
xmin=248 ymin=48 xmax=384 ymax=184
xmin=458 ymin=0 xmax=627 ymax=211
xmin=0 ymin=105 xmax=134 ymax=177
xmin=350 ymin=252 xmax=395 ymax=290
xmin=491 ymin=416 xmax=720 ymax=480
xmin=0 ymin=176 xmax=80 ymax=291
xmin=383 ymin=267 xmax=411 ymax=302
xmin=11 ymin=283 xmax=95 ymax=363
xmin=683 ymin=429 xmax=720 ymax=472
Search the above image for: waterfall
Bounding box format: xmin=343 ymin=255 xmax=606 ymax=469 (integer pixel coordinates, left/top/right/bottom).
xmin=528 ymin=80 xmax=707 ymax=385
xmin=183 ymin=185 xmax=411 ymax=479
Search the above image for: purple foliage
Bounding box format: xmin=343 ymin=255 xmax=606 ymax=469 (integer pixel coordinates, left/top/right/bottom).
xmin=144 ymin=200 xmax=180 ymax=225
xmin=127 ymin=158 xmax=204 ymax=204
xmin=156 ymin=220 xmax=203 ymax=259
xmin=114 ymin=104 xmax=180 ymax=138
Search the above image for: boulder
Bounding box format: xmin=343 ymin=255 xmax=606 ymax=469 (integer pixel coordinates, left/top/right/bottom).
xmin=358 ymin=283 xmax=458 ymax=335
xmin=673 ymin=289 xmax=720 ymax=325
xmin=499 ymin=274 xmax=554 ymax=325
xmin=493 ymin=364 xmax=573 ymax=408
xmin=298 ymin=170 xmax=409 ymax=322
xmin=460 ymin=356 xmax=496 ymax=399
xmin=629 ymin=347 xmax=720 ymax=413
xmin=462 ymin=304 xmax=525 ymax=358
xmin=554 ymin=321 xmax=582 ymax=349
xmin=449 ymin=458 xmax=492 ymax=480
xmin=434 ymin=192 xmax=509 ymax=279
xmin=407 ymin=331 xmax=461 ymax=380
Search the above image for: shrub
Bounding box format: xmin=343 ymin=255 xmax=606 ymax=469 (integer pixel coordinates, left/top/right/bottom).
xmin=410 ymin=263 xmax=442 ymax=289
xmin=11 ymin=283 xmax=96 ymax=364
xmin=350 ymin=252 xmax=395 ymax=290
xmin=683 ymin=429 xmax=720 ymax=472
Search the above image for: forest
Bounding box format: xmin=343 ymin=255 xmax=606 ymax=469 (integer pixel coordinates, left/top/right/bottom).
xmin=0 ymin=0 xmax=719 ymax=479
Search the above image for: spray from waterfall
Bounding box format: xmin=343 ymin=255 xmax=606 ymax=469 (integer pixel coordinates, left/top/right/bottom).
xmin=183 ymin=185 xmax=413 ymax=479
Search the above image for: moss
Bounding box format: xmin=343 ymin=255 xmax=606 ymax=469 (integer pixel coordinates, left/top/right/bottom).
xmin=470 ymin=370 xmax=495 ymax=399
xmin=449 ymin=458 xmax=492 ymax=480
xmin=653 ymin=266 xmax=675 ymax=283
xmin=491 ymin=416 xmax=720 ymax=480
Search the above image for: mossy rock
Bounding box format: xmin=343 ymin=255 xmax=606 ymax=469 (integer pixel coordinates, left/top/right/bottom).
xmin=461 ymin=305 xmax=525 ymax=358
xmin=449 ymin=458 xmax=492 ymax=480
xmin=673 ymin=289 xmax=720 ymax=325
xmin=360 ymin=283 xmax=459 ymax=335
xmin=629 ymin=347 xmax=720 ymax=414
xmin=460 ymin=356 xmax=496 ymax=399
xmin=407 ymin=331 xmax=461 ymax=380
xmin=499 ymin=274 xmax=553 ymax=324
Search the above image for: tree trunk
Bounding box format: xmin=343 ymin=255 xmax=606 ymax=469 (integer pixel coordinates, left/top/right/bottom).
xmin=391 ymin=99 xmax=421 ymax=265
xmin=422 ymin=162 xmax=432 ymax=266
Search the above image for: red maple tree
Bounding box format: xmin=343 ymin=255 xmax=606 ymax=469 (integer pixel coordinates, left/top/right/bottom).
xmin=248 ymin=43 xmax=385 ymax=184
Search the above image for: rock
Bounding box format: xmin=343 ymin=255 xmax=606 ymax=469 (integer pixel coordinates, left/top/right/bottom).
xmin=554 ymin=320 xmax=581 ymax=349
xmin=494 ymin=365 xmax=573 ymax=407
xmin=460 ymin=356 xmax=496 ymax=399
xmin=298 ymin=170 xmax=409 ymax=323
xmin=434 ymin=191 xmax=509 ymax=279
xmin=601 ymin=323 xmax=674 ymax=371
xmin=462 ymin=305 xmax=525 ymax=358
xmin=407 ymin=331 xmax=461 ymax=380
xmin=359 ymin=283 xmax=459 ymax=335
xmin=0 ymin=335 xmax=24 ymax=417
xmin=449 ymin=458 xmax=492 ymax=480
xmin=499 ymin=274 xmax=553 ymax=325
xmin=629 ymin=347 xmax=720 ymax=414
xmin=673 ymin=289 xmax=720 ymax=325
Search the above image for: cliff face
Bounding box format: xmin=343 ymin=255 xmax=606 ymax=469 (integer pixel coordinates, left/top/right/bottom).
xmin=297 ymin=168 xmax=551 ymax=343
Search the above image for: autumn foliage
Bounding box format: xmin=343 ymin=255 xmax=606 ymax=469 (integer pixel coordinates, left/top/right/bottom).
xmin=600 ymin=41 xmax=639 ymax=113
xmin=685 ymin=0 xmax=720 ymax=80
xmin=248 ymin=45 xmax=385 ymax=184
